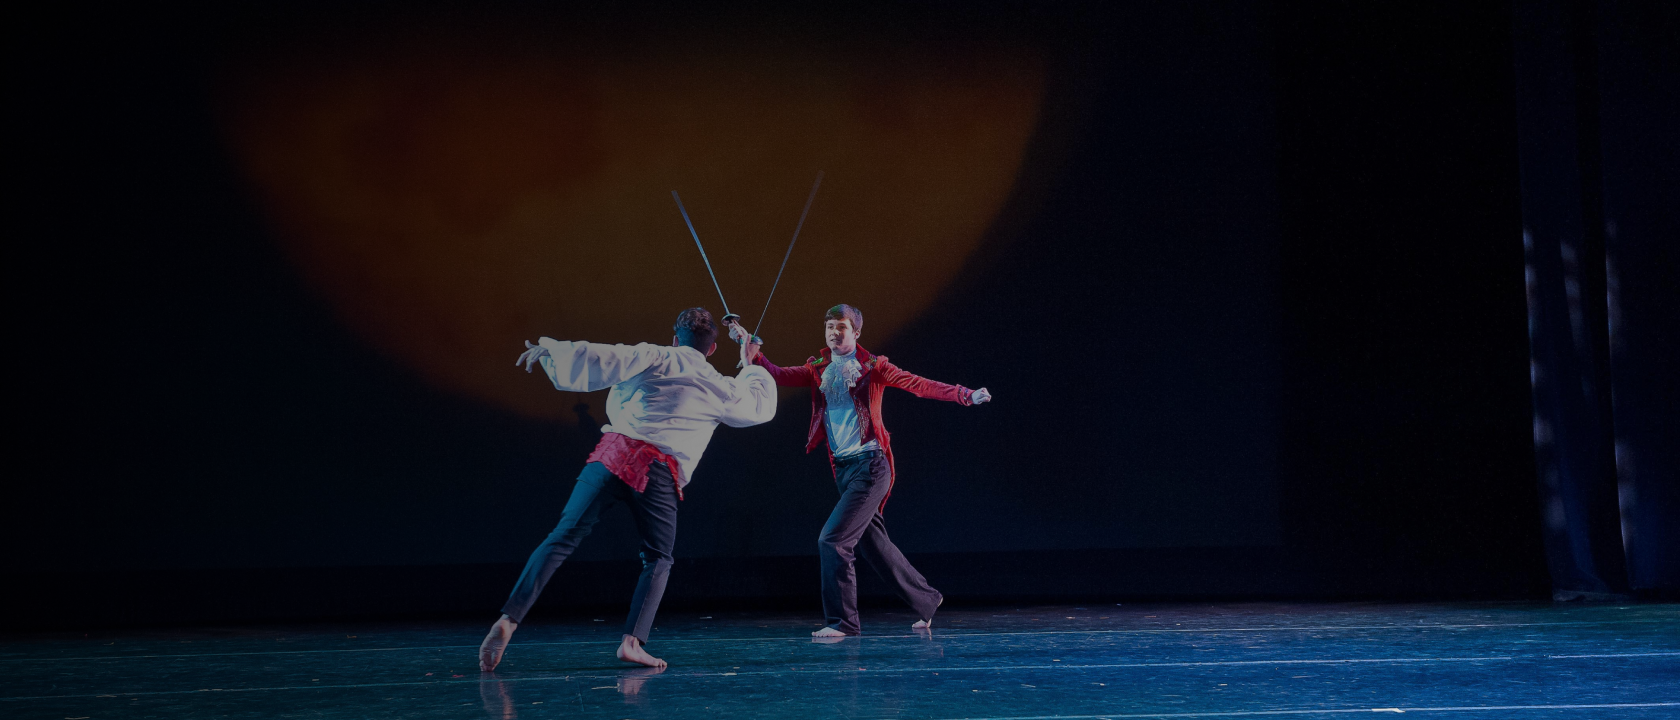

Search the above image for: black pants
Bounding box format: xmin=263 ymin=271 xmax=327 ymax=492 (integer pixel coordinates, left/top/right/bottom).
xmin=500 ymin=461 xmax=679 ymax=643
xmin=819 ymin=450 xmax=942 ymax=634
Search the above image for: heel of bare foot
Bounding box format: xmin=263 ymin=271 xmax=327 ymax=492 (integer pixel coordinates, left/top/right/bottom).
xmin=479 ymin=614 xmax=518 ymax=672
xmin=617 ymin=634 xmax=668 ymax=668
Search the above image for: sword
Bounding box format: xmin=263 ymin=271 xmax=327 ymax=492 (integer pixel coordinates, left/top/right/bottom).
xmin=672 ymin=190 xmax=732 ymax=318
xmin=752 ymin=171 xmax=824 ymax=338
xmin=672 ymin=191 xmax=750 ymax=359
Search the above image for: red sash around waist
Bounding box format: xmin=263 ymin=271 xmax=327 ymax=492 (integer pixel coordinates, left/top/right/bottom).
xmin=586 ymin=432 xmax=684 ymax=500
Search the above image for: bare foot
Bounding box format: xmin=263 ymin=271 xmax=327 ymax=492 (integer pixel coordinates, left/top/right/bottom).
xmin=479 ymin=614 xmax=517 ymax=672
xmin=616 ymin=634 xmax=667 ymax=668
xmin=811 ymin=626 xmax=848 ymax=638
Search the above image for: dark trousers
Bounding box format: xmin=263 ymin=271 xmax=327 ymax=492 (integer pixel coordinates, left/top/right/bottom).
xmin=500 ymin=461 xmax=679 ymax=643
xmin=819 ymin=450 xmax=942 ymax=634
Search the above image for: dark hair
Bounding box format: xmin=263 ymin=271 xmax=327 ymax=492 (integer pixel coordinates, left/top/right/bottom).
xmin=825 ymin=304 xmax=863 ymax=332
xmin=674 ymin=307 xmax=718 ymax=350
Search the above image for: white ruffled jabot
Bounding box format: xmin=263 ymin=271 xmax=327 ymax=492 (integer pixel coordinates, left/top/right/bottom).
xmin=819 ymin=352 xmax=863 ymax=400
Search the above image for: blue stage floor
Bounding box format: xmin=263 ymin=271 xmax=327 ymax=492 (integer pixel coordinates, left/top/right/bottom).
xmin=3 ymin=602 xmax=1677 ymax=719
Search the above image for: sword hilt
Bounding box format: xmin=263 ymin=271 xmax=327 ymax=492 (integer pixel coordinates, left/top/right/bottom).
xmin=721 ymin=314 xmax=763 ymax=368
xmin=721 ymin=315 xmax=759 ymax=342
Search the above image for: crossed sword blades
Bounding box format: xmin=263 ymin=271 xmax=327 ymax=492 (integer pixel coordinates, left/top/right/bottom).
xmin=672 ymin=171 xmax=825 ymax=363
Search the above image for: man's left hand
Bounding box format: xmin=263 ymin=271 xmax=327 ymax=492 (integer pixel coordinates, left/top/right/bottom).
xmin=516 ymin=340 xmax=550 ymax=373
xmin=971 ymin=387 xmax=992 ymax=404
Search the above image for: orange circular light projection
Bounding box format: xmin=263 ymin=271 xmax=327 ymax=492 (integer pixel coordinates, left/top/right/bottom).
xmin=223 ymin=31 xmax=1042 ymax=420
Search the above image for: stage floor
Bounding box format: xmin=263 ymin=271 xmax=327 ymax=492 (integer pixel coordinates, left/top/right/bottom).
xmin=3 ymin=601 xmax=1677 ymax=719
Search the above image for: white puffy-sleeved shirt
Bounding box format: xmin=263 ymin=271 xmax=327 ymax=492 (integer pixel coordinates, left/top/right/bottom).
xmin=535 ymin=338 xmax=776 ymax=488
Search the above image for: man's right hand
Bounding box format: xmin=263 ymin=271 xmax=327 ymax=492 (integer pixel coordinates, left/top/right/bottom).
xmin=727 ymin=320 xmax=752 ymax=345
xmin=516 ymin=340 xmax=550 ymax=372
xmin=740 ymin=337 xmax=763 ymax=367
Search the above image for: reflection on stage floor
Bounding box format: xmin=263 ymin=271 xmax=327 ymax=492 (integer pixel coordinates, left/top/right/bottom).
xmin=3 ymin=602 xmax=1677 ymax=719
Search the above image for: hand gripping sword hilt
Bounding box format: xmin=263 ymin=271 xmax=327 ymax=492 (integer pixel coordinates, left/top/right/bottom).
xmin=721 ymin=314 xmax=764 ymax=368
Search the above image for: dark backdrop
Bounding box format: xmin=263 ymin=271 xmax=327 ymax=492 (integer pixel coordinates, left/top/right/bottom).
xmin=6 ymin=0 xmax=1547 ymax=629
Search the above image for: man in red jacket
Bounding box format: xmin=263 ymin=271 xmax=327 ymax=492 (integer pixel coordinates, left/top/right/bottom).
xmin=743 ymin=304 xmax=990 ymax=636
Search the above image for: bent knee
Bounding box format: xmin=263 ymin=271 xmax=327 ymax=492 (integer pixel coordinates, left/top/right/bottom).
xmin=818 ymin=535 xmax=851 ymax=556
xmin=544 ymin=523 xmax=593 ymax=546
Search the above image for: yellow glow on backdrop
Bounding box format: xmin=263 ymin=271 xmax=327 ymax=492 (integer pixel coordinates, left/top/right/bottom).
xmin=224 ymin=34 xmax=1042 ymax=420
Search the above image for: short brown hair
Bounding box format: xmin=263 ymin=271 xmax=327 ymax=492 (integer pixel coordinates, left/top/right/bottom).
xmin=674 ymin=307 xmax=717 ymax=350
xmin=825 ymin=304 xmax=862 ymax=332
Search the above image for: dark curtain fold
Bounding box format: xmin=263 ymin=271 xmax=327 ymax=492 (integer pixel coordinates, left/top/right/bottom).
xmin=1514 ymin=0 xmax=1679 ymax=599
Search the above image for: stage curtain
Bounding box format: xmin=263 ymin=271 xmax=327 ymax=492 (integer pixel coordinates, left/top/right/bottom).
xmin=1514 ymin=0 xmax=1678 ymax=599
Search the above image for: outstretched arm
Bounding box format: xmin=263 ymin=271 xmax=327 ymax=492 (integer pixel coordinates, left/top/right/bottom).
xmin=717 ymin=365 xmax=779 ymax=427
xmin=877 ymin=359 xmax=991 ymax=406
xmin=750 ymin=351 xmax=816 ymax=388
xmin=517 ymin=338 xmax=667 ymax=393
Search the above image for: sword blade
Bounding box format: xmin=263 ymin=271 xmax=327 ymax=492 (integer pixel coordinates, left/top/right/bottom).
xmin=672 ymin=190 xmax=730 ymax=316
xmin=753 ymin=171 xmax=825 ymax=337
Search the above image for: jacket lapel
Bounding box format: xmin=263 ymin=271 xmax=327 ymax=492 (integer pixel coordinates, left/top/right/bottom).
xmin=853 ymin=346 xmax=877 ymax=383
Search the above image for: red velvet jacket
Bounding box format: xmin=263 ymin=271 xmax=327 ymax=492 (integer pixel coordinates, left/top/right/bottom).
xmin=753 ymin=345 xmax=973 ymax=511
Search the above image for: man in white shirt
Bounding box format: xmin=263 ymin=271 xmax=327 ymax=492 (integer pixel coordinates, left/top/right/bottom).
xmin=479 ymin=308 xmax=775 ymax=671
